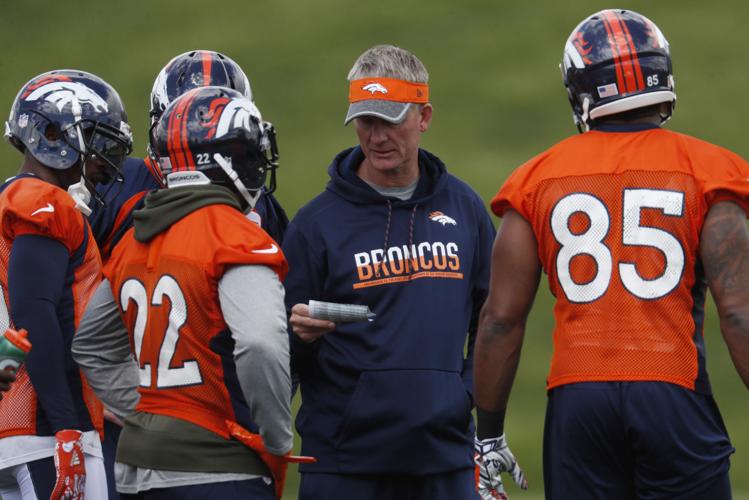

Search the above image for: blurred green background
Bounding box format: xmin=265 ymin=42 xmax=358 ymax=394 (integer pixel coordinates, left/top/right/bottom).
xmin=1 ymin=0 xmax=747 ymax=498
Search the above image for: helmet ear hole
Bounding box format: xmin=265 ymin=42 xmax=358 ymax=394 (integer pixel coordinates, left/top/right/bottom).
xmin=44 ymin=122 xmax=62 ymax=141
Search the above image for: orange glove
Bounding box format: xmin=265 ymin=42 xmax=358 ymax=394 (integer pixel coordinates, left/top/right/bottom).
xmin=51 ymin=429 xmax=86 ymax=500
xmin=225 ymin=420 xmax=315 ymax=499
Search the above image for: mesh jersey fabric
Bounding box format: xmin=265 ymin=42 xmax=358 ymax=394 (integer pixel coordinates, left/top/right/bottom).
xmin=104 ymin=202 xmax=287 ymax=438
xmin=492 ymin=128 xmax=749 ymax=391
xmin=0 ymin=176 xmax=103 ymax=438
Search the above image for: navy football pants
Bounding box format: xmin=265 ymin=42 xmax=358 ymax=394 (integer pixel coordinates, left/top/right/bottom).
xmin=544 ymin=382 xmax=733 ymax=499
xmin=299 ymin=468 xmax=479 ymax=500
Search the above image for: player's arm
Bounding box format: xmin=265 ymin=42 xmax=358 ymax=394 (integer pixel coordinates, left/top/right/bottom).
xmin=473 ymin=210 xmax=538 ymax=497
xmin=219 ymin=264 xmax=293 ymax=455
xmin=71 ymin=278 xmax=140 ymax=420
xmin=701 ymin=201 xmax=749 ymax=389
xmin=474 ymin=209 xmax=541 ymax=420
xmin=8 ymin=234 xmax=80 ymax=430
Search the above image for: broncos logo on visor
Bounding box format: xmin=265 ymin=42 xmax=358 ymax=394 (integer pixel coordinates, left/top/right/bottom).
xmin=362 ymin=82 xmax=388 ymax=95
xmin=23 ymin=81 xmax=109 ymax=113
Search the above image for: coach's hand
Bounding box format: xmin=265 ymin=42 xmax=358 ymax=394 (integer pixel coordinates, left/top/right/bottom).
xmin=290 ymin=303 xmax=336 ymax=343
xmin=51 ymin=429 xmax=86 ymax=500
xmin=474 ymin=434 xmax=527 ymax=500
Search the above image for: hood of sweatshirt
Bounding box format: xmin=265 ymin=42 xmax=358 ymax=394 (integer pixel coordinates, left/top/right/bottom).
xmin=133 ymin=184 xmax=241 ymax=242
xmin=325 ymin=146 xmax=449 ymax=207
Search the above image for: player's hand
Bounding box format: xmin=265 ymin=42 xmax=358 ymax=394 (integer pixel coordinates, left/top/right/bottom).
xmin=474 ymin=434 xmax=527 ymax=500
xmin=51 ymin=429 xmax=86 ymax=500
xmin=103 ymin=408 xmax=124 ymax=427
xmin=0 ymin=370 xmax=16 ymax=399
xmin=226 ymin=420 xmax=316 ymax=499
xmin=289 ymin=303 xmax=336 ymax=343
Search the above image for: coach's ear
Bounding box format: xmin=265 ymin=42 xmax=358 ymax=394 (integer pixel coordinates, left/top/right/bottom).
xmin=418 ymin=104 xmax=433 ymax=133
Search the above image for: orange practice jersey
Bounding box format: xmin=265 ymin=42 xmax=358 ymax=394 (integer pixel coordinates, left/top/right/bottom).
xmin=0 ymin=176 xmax=103 ymax=437
xmin=105 ymin=203 xmax=287 ymax=438
xmin=492 ymin=128 xmax=749 ymax=391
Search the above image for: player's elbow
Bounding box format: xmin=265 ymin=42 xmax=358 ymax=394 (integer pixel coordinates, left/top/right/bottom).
xmin=720 ymin=308 xmax=749 ymax=339
xmin=478 ymin=308 xmax=526 ymax=340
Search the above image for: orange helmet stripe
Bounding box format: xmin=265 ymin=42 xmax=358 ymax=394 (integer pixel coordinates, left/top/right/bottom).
xmin=603 ymin=10 xmax=639 ymax=93
xmin=201 ymin=51 xmax=212 ymax=87
xmin=615 ymin=11 xmax=646 ymax=91
xmin=601 ymin=13 xmax=627 ymax=94
xmin=166 ymin=96 xmax=180 ymax=170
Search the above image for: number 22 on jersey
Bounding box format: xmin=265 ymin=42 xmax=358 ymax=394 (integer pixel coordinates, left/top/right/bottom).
xmin=119 ymin=275 xmax=203 ymax=388
xmin=551 ymin=188 xmax=685 ymax=303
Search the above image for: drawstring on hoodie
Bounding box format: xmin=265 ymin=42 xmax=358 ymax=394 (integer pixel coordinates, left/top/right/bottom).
xmin=378 ymin=200 xmax=418 ymax=279
xmin=383 ymin=199 xmax=393 ymax=254
xmin=407 ymin=204 xmax=417 ymax=277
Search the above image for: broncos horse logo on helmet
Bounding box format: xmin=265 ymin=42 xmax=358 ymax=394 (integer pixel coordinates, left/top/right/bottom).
xmin=215 ymin=99 xmax=264 ymax=139
xmin=561 ymin=9 xmax=676 ymax=132
xmin=151 ymin=86 xmax=278 ymax=211
xmin=5 ymin=69 xmax=133 ymax=213
xmin=24 ymin=81 xmax=110 ymax=114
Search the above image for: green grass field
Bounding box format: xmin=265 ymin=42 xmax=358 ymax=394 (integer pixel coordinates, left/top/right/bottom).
xmin=1 ymin=1 xmax=748 ymax=497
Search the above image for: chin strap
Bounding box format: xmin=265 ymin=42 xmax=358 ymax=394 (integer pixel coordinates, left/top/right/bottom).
xmin=213 ymin=153 xmax=261 ymax=211
xmin=67 ymin=98 xmax=93 ymax=215
xmin=580 ymin=97 xmax=591 ymax=132
xmin=67 ymin=181 xmax=92 ymax=216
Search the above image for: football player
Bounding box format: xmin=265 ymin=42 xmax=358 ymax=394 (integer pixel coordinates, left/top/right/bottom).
xmin=474 ymin=9 xmax=749 ymax=499
xmin=72 ymin=86 xmax=305 ymax=499
xmin=84 ymin=49 xmax=290 ymax=499
xmin=0 ymin=69 xmax=132 ymax=500
xmin=88 ymin=49 xmax=288 ymax=264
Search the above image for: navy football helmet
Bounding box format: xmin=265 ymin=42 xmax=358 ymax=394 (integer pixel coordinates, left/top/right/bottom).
xmin=152 ymin=86 xmax=278 ymax=210
xmin=561 ymin=9 xmax=676 ymax=131
xmin=5 ymin=70 xmax=133 ymax=211
xmin=149 ymin=50 xmax=253 ymax=125
xmin=5 ymin=69 xmax=132 ymax=172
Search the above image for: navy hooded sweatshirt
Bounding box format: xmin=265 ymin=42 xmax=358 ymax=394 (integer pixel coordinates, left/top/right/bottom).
xmin=282 ymin=146 xmax=495 ymax=474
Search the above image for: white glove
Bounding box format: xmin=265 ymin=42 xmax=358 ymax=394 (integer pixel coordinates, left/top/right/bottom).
xmin=474 ymin=434 xmax=527 ymax=500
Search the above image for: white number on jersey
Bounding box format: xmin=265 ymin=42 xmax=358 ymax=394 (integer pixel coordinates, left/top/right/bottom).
xmin=120 ymin=276 xmax=203 ymax=388
xmin=551 ymin=189 xmax=685 ymax=303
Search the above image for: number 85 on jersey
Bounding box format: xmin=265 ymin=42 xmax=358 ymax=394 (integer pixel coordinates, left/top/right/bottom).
xmin=550 ymin=188 xmax=686 ymax=304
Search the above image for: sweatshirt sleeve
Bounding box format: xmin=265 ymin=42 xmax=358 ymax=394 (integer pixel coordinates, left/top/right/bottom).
xmin=462 ymin=202 xmax=497 ymax=398
xmin=281 ymin=219 xmax=327 ymax=373
xmin=218 ymin=265 xmax=293 ymax=455
xmin=72 ymin=279 xmax=141 ymax=420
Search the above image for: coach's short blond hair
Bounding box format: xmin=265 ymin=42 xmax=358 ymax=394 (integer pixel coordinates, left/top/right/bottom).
xmin=347 ymin=44 xmax=429 ymax=84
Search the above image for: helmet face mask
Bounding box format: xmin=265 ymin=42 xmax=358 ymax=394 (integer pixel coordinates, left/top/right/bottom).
xmin=153 ymin=86 xmax=277 ymax=211
xmin=4 ymin=70 xmax=132 ymax=204
xmin=560 ymin=9 xmax=676 ymax=132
